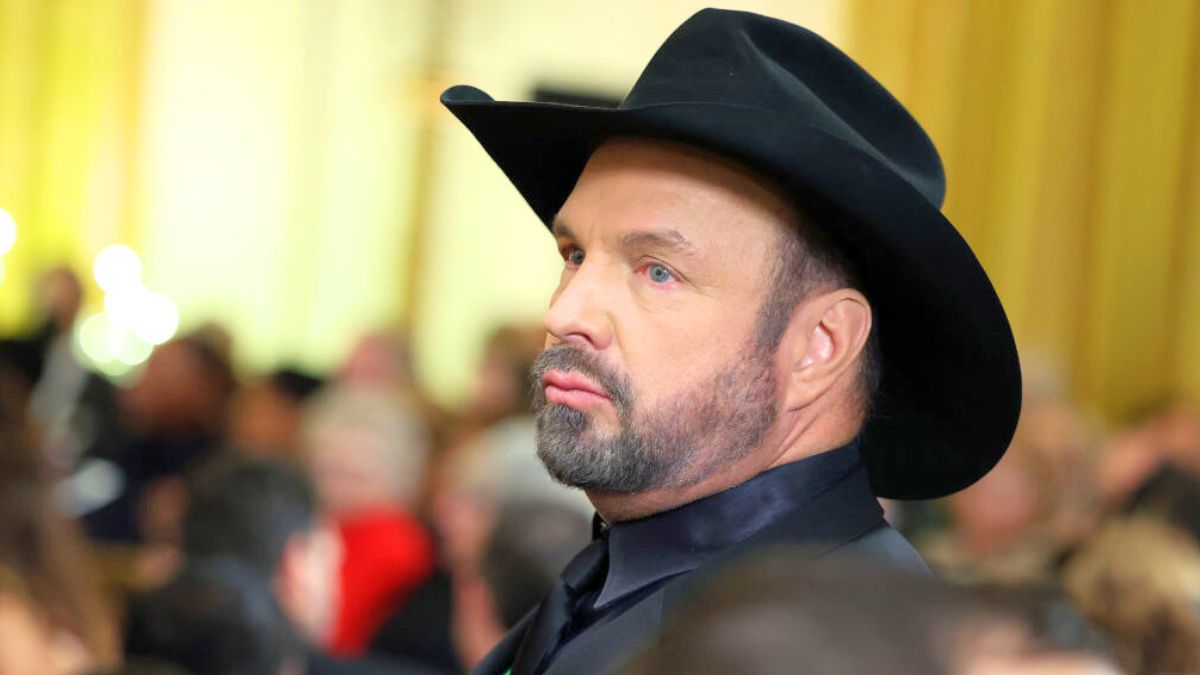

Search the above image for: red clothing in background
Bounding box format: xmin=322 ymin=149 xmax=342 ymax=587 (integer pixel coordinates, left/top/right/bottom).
xmin=329 ymin=507 xmax=436 ymax=655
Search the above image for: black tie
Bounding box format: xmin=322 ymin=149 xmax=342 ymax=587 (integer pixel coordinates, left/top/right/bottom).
xmin=509 ymin=535 xmax=609 ymax=674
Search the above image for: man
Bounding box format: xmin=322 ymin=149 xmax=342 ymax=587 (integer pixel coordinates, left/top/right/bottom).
xmin=162 ymin=456 xmax=432 ymax=674
xmin=441 ymin=9 xmax=1021 ymax=675
xmin=125 ymin=556 xmax=306 ymax=675
xmin=180 ymin=457 xmax=340 ymax=647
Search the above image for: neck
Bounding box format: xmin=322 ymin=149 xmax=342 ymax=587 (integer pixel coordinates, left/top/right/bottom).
xmin=587 ymin=400 xmax=862 ymax=522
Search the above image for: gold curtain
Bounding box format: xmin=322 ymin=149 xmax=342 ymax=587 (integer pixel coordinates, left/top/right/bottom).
xmin=0 ymin=0 xmax=146 ymax=331
xmin=847 ymin=0 xmax=1200 ymax=422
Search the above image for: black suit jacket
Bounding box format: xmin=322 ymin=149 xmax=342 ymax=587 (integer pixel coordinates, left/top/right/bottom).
xmin=470 ymin=461 xmax=927 ymax=675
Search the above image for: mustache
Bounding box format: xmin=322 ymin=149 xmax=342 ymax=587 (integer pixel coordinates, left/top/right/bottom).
xmin=529 ymin=344 xmax=633 ymax=412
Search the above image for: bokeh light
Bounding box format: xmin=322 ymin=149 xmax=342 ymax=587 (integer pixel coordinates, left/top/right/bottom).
xmin=81 ymin=244 xmax=180 ymax=376
xmin=93 ymin=244 xmax=143 ymax=293
xmin=78 ymin=313 xmax=115 ymax=365
xmin=104 ymin=283 xmax=152 ymax=329
xmin=0 ymin=207 xmax=15 ymax=256
xmin=107 ymin=325 xmax=154 ymax=366
xmin=132 ymin=292 xmax=180 ymax=346
xmin=78 ymin=309 xmax=154 ymax=377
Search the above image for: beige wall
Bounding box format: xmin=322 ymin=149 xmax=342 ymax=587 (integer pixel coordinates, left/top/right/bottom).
xmin=137 ymin=0 xmax=434 ymax=371
xmin=134 ymin=0 xmax=845 ymax=402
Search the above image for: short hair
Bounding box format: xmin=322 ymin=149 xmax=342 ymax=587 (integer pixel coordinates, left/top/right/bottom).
xmin=266 ymin=367 xmax=325 ymax=403
xmin=182 ymin=457 xmax=318 ymax=576
xmin=301 ymin=385 xmax=430 ymax=505
xmin=125 ymin=557 xmax=300 ymax=675
xmin=481 ymin=499 xmax=592 ymax=627
xmin=754 ymin=200 xmax=882 ymax=410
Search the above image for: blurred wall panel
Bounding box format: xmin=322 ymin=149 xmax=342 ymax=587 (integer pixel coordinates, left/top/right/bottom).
xmin=136 ymin=0 xmax=432 ymax=372
xmin=848 ymin=0 xmax=1200 ymax=421
xmin=0 ymin=0 xmax=145 ymax=330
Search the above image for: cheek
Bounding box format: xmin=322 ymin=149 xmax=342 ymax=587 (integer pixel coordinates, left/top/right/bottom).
xmin=618 ymin=310 xmax=754 ymax=401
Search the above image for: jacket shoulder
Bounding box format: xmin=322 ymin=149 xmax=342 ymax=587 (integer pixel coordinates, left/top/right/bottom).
xmin=832 ymin=524 xmax=931 ymax=575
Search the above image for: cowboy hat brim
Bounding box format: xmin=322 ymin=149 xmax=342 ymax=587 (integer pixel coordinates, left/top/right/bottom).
xmin=442 ymin=84 xmax=1021 ymax=500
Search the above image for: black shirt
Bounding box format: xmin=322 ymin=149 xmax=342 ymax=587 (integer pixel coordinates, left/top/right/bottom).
xmin=550 ymin=442 xmax=878 ymax=667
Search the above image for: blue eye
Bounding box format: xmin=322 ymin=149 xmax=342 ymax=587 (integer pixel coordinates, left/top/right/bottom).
xmin=648 ymin=263 xmax=673 ymax=283
xmin=567 ymin=248 xmax=585 ymax=266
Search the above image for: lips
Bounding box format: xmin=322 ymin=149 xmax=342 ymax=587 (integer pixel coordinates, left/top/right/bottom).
xmin=542 ymin=369 xmax=611 ymax=408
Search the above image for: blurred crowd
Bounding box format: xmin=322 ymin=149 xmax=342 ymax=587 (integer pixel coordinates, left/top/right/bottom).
xmin=1 ymin=267 xmax=1199 ymax=675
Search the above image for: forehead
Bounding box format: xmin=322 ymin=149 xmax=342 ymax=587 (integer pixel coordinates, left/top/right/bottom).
xmin=555 ymin=138 xmax=796 ymax=250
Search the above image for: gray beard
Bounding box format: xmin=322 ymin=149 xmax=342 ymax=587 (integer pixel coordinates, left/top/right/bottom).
xmin=530 ymin=342 xmax=779 ymax=494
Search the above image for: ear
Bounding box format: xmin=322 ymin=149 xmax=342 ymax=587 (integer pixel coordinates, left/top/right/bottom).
xmin=781 ymin=289 xmax=872 ymax=412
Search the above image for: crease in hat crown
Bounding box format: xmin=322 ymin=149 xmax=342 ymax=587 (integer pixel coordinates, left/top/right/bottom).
xmin=624 ymin=9 xmax=946 ymax=207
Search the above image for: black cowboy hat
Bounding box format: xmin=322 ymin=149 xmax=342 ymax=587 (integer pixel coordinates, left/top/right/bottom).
xmin=441 ymin=8 xmax=1021 ymax=499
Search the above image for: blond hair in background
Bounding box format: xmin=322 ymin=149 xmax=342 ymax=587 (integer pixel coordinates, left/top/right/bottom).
xmin=302 ymin=384 xmax=430 ymax=515
xmin=1063 ymin=517 xmax=1200 ymax=675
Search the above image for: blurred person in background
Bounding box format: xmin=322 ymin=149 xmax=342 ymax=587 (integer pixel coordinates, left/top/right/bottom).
xmin=620 ymin=551 xmax=1117 ymax=675
xmin=337 ymin=332 xmax=418 ymax=392
xmin=336 ymin=332 xmax=449 ymax=513
xmin=1062 ymin=516 xmax=1200 ymax=675
xmin=1098 ymin=396 xmax=1200 ymax=506
xmin=80 ymin=331 xmax=236 ymax=547
xmin=228 ymin=367 xmax=326 ymax=462
xmin=1121 ymin=461 xmax=1200 ymax=543
xmin=180 ymin=457 xmax=341 ymax=651
xmin=453 ymin=324 xmax=544 ymax=441
xmin=452 ymin=499 xmax=591 ymax=670
xmin=0 ymin=266 xmax=83 ymax=398
xmin=922 ymin=389 xmax=1100 ymax=584
xmin=369 ymin=413 xmax=590 ymax=673
xmin=0 ymin=428 xmax=119 ymax=674
xmin=337 ymin=331 xmax=447 ymax=446
xmin=151 ymin=455 xmax=421 ymax=675
xmin=125 ymin=556 xmax=305 ymax=675
xmin=302 ymin=384 xmax=435 ymax=657
xmin=0 ymin=267 xmax=124 ymax=473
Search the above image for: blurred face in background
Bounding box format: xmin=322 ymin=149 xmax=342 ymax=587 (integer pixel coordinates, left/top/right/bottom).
xmin=428 ymin=449 xmax=497 ymax=573
xmin=229 ymin=382 xmax=304 ymax=458
xmin=947 ymin=451 xmax=1043 ymax=557
xmin=307 ymin=426 xmax=395 ymax=517
xmin=123 ymin=340 xmax=228 ymax=437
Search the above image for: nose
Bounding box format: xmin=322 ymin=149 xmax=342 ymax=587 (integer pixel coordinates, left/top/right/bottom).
xmin=544 ymin=262 xmax=614 ymax=351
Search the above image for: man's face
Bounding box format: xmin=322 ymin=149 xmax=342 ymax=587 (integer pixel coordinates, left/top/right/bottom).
xmin=532 ymin=139 xmax=794 ymax=494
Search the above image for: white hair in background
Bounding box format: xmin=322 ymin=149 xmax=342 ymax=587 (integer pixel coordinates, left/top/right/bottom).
xmin=302 ymin=384 xmax=429 ymax=507
xmin=458 ymin=416 xmax=593 ymax=518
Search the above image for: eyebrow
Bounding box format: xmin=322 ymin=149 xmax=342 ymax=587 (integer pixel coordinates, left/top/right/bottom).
xmin=552 ymin=218 xmax=699 ymax=258
xmin=551 ymin=218 xmax=575 ymax=239
xmin=618 ymin=229 xmax=699 ymax=257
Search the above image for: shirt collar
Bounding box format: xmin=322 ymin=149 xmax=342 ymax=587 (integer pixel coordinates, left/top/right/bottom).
xmin=593 ymin=441 xmax=868 ymax=608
